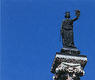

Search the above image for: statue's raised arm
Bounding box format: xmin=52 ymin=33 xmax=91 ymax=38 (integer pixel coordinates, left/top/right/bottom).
xmin=72 ymin=10 xmax=80 ymax=21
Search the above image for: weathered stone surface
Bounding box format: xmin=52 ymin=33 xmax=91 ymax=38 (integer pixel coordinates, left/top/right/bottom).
xmin=51 ymin=53 xmax=87 ymax=74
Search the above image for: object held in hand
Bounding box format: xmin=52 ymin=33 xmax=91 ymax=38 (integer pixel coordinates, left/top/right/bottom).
xmin=75 ymin=10 xmax=80 ymax=16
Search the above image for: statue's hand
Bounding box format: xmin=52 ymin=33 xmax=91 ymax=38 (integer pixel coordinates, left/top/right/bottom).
xmin=75 ymin=10 xmax=80 ymax=17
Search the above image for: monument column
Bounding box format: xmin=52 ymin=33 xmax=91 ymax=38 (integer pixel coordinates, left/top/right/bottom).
xmin=51 ymin=10 xmax=87 ymax=80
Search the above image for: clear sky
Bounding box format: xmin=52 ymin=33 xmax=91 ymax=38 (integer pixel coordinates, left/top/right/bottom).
xmin=1 ymin=0 xmax=95 ymax=80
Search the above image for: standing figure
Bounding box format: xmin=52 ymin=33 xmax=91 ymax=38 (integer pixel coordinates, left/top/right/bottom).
xmin=61 ymin=10 xmax=80 ymax=48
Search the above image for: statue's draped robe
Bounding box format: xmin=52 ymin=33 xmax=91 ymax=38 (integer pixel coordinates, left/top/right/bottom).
xmin=61 ymin=19 xmax=75 ymax=48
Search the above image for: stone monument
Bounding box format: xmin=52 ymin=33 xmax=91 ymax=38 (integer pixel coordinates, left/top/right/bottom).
xmin=51 ymin=10 xmax=87 ymax=80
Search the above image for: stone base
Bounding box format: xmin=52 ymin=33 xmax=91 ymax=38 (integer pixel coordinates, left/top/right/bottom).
xmin=51 ymin=53 xmax=87 ymax=80
xmin=61 ymin=47 xmax=80 ymax=55
xmin=51 ymin=53 xmax=87 ymax=74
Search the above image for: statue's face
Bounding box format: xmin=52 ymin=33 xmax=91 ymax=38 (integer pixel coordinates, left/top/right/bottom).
xmin=65 ymin=12 xmax=70 ymax=18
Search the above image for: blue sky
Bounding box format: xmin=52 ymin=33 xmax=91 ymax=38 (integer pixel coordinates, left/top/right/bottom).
xmin=1 ymin=0 xmax=95 ymax=80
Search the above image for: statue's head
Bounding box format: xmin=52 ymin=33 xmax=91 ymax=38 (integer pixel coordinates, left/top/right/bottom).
xmin=65 ymin=12 xmax=70 ymax=18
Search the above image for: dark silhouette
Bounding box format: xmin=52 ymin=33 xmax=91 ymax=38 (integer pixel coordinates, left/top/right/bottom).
xmin=61 ymin=10 xmax=80 ymax=48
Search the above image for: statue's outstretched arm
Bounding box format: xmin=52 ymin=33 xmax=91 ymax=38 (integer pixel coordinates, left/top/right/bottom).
xmin=72 ymin=16 xmax=79 ymax=21
xmin=72 ymin=10 xmax=80 ymax=21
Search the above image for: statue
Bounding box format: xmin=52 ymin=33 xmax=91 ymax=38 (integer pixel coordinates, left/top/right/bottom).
xmin=61 ymin=10 xmax=80 ymax=48
xmin=51 ymin=10 xmax=87 ymax=80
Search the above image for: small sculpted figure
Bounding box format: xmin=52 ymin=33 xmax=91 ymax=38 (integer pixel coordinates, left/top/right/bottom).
xmin=61 ymin=10 xmax=80 ymax=48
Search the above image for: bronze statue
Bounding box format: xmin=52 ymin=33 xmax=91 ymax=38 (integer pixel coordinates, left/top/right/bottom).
xmin=61 ymin=10 xmax=80 ymax=48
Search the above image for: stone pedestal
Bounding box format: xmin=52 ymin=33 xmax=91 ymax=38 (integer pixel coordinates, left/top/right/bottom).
xmin=61 ymin=48 xmax=80 ymax=55
xmin=51 ymin=52 xmax=87 ymax=80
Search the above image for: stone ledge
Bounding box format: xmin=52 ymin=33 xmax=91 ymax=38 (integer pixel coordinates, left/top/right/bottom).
xmin=51 ymin=53 xmax=87 ymax=74
xmin=61 ymin=48 xmax=80 ymax=55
